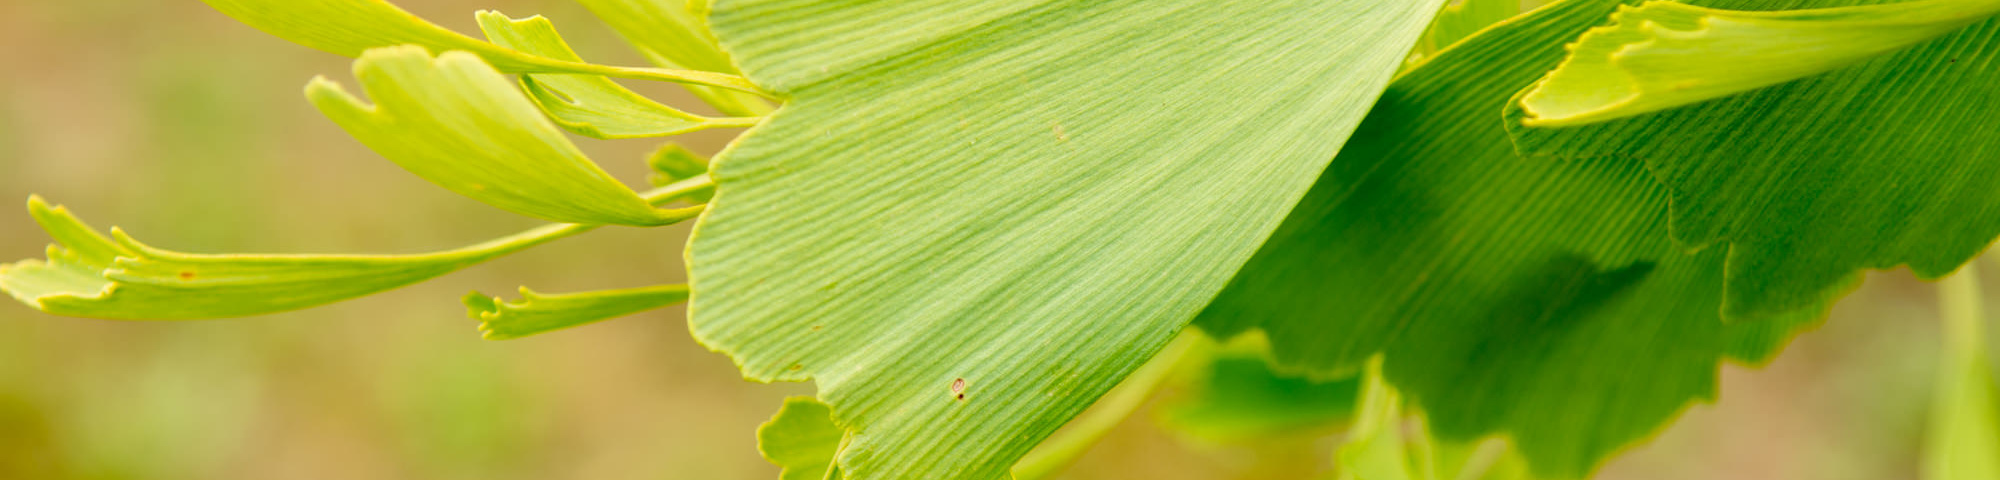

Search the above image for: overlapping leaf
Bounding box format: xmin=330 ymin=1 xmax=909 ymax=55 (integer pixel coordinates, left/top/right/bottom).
xmin=474 ymin=13 xmax=759 ymax=139
xmin=687 ymin=0 xmax=1449 ymax=477
xmin=1509 ymin=0 xmax=2000 ymax=320
xmin=198 ymin=0 xmax=758 ymax=91
xmin=1198 ymin=0 xmax=1832 ymax=476
xmin=308 ymin=46 xmax=697 ymax=226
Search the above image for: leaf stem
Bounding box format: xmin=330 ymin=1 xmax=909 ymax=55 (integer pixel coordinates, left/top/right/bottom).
xmin=454 ymin=174 xmax=714 ymax=261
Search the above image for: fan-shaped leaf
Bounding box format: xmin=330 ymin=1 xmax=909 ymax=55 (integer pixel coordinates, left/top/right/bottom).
xmin=1198 ymin=0 xmax=1832 ymax=476
xmin=687 ymin=0 xmax=1450 ymax=477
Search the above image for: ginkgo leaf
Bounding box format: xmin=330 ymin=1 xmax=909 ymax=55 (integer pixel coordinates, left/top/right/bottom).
xmin=462 ymin=285 xmax=689 ymax=340
xmin=572 ymin=0 xmax=773 ymax=116
xmin=197 ymin=0 xmax=760 ymax=91
xmin=758 ymin=396 xmax=846 ymax=480
xmin=0 ymin=197 xmax=571 ymax=320
xmin=0 ymin=177 xmax=710 ymax=321
xmin=1198 ymin=0 xmax=1833 ymax=476
xmin=686 ymin=0 xmax=1450 ymax=478
xmin=307 ymin=46 xmax=699 ymax=227
xmin=473 ymin=12 xmax=760 ymax=139
xmin=1519 ymin=0 xmax=2000 ymax=126
xmin=1926 ymin=267 xmax=2000 ymax=480
xmin=1507 ymin=0 xmax=2000 ymax=320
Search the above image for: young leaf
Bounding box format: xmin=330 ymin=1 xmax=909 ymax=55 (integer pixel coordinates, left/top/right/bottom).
xmin=197 ymin=0 xmax=760 ymax=91
xmin=758 ymin=397 xmax=846 ymax=480
xmin=687 ymin=0 xmax=1451 ymax=477
xmin=1416 ymin=0 xmax=1524 ymax=60
xmin=1507 ymin=0 xmax=2000 ymax=320
xmin=0 ymin=197 xmax=582 ymax=320
xmin=1198 ymin=0 xmax=1832 ymax=475
xmin=571 ymin=0 xmax=773 ymax=116
xmin=307 ymin=46 xmax=698 ymax=226
xmin=473 ymin=12 xmax=759 ymax=139
xmin=1926 ymin=266 xmax=2000 ymax=480
xmin=1519 ymin=0 xmax=2000 ymax=126
xmin=463 ymin=285 xmax=689 ymax=340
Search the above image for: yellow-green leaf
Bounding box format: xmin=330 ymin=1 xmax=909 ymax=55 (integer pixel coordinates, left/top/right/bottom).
xmin=688 ymin=0 xmax=1450 ymax=477
xmin=1519 ymin=0 xmax=2000 ymax=126
xmin=473 ymin=12 xmax=759 ymax=139
xmin=572 ymin=0 xmax=772 ymax=116
xmin=463 ymin=285 xmax=690 ymax=340
xmin=0 ymin=197 xmax=571 ymax=320
xmin=307 ymin=46 xmax=698 ymax=226
xmin=758 ymin=396 xmax=846 ymax=480
xmin=198 ymin=0 xmax=760 ymax=91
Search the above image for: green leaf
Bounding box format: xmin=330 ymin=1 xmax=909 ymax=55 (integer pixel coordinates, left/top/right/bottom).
xmin=571 ymin=0 xmax=773 ymax=116
xmin=1926 ymin=265 xmax=2000 ymax=480
xmin=473 ymin=12 xmax=760 ymax=139
xmin=1198 ymin=0 xmax=1832 ymax=476
xmin=1154 ymin=334 xmax=1360 ymax=444
xmin=758 ymin=396 xmax=846 ymax=480
xmin=1507 ymin=0 xmax=2000 ymax=320
xmin=687 ymin=0 xmax=1449 ymax=477
xmin=0 ymin=197 xmax=574 ymax=320
xmin=307 ymin=46 xmax=699 ymax=226
xmin=1519 ymin=0 xmax=2000 ymax=126
xmin=462 ymin=285 xmax=689 ymax=340
xmin=197 ymin=0 xmax=761 ymax=91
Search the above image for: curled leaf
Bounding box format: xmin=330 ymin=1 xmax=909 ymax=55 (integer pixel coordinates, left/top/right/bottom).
xmin=474 ymin=12 xmax=759 ymax=139
xmin=463 ymin=284 xmax=690 ymax=340
xmin=307 ymin=46 xmax=697 ymax=226
xmin=0 ymin=196 xmax=581 ymax=320
xmin=1519 ymin=0 xmax=2000 ymax=126
xmin=197 ymin=0 xmax=760 ymax=91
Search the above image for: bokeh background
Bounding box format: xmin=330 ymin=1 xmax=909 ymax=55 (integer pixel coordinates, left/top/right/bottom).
xmin=0 ymin=1 xmax=1981 ymax=479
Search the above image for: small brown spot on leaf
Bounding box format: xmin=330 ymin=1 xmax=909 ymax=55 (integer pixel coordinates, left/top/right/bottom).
xmin=177 ymin=271 xmax=195 ymax=280
xmin=810 ymin=325 xmax=822 ymax=331
xmin=951 ymin=378 xmax=967 ymax=401
xmin=790 ymin=363 xmax=803 ymax=371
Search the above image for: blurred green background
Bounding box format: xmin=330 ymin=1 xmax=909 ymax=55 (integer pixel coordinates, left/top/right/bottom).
xmin=0 ymin=1 xmax=1978 ymax=479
